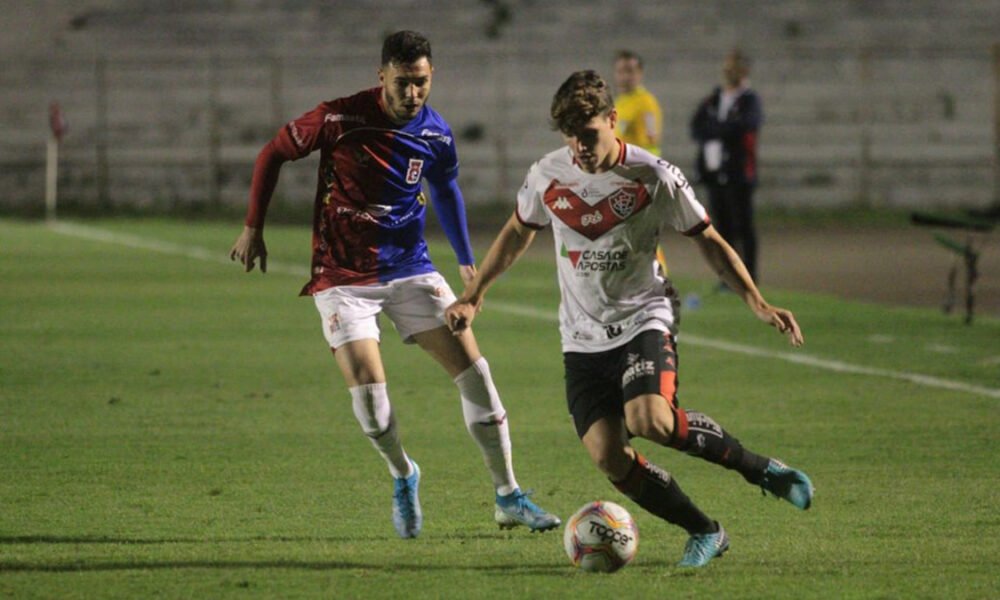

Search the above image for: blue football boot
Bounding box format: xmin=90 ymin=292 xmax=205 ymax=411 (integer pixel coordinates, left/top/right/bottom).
xmin=494 ymin=489 xmax=561 ymax=532
xmin=678 ymin=522 xmax=729 ymax=568
xmin=760 ymin=459 xmax=814 ymax=510
xmin=392 ymin=460 xmax=422 ymax=538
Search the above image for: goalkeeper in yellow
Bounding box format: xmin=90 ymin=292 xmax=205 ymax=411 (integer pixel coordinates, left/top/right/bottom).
xmin=614 ymin=50 xmax=669 ymax=273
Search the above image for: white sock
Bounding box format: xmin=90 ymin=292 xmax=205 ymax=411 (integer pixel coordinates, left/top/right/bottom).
xmin=454 ymin=358 xmax=519 ymax=496
xmin=349 ymin=383 xmax=413 ymax=479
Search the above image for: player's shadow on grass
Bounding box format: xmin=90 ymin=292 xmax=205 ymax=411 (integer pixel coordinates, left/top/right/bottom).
xmin=0 ymin=531 xmax=518 ymax=546
xmin=0 ymin=559 xmax=567 ymax=575
xmin=0 ymin=533 xmax=568 ymax=575
xmin=0 ymin=534 xmax=372 ymax=545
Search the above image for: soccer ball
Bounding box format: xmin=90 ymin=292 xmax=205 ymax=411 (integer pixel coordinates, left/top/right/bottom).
xmin=563 ymin=501 xmax=639 ymax=573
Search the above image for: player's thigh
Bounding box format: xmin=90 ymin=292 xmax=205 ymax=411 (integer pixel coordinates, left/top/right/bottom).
xmin=565 ymin=348 xmax=624 ymax=440
xmin=411 ymin=326 xmax=481 ymax=378
xmin=620 ymin=329 xmax=679 ymax=441
xmin=580 ymin=416 xmax=635 ymax=480
xmin=383 ymin=273 xmax=455 ymax=338
xmin=384 ymin=272 xmax=481 ymax=375
xmin=313 ymin=285 xmax=389 ymax=385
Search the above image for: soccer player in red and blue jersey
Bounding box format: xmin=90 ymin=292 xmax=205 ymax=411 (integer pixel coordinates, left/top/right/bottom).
xmin=230 ymin=31 xmax=559 ymax=538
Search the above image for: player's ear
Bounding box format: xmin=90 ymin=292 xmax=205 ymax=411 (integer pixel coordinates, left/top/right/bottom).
xmin=608 ymin=109 xmax=618 ymax=130
xmin=377 ymin=67 xmax=385 ymax=86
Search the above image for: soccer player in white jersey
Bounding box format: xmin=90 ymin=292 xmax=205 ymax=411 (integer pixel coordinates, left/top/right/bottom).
xmin=446 ymin=71 xmax=814 ymax=568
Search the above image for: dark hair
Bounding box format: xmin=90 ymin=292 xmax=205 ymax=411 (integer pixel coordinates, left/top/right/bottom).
xmin=381 ymin=30 xmax=432 ymax=66
xmin=550 ymin=70 xmax=615 ymax=134
xmin=614 ymin=49 xmax=643 ymax=69
xmin=727 ymin=49 xmax=751 ymax=74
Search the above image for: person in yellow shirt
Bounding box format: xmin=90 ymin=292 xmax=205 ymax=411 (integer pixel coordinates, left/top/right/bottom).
xmin=614 ymin=50 xmax=669 ymax=274
xmin=614 ymin=50 xmax=662 ymax=155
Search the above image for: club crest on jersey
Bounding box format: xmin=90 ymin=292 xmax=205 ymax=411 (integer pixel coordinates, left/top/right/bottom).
xmin=608 ymin=188 xmax=637 ymax=219
xmin=406 ymin=159 xmax=424 ymax=184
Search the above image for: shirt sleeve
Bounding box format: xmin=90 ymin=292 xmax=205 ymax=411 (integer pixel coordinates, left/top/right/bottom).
xmin=514 ymin=163 xmax=549 ymax=229
xmin=426 ymin=177 xmax=475 ymax=265
xmin=271 ymin=102 xmax=335 ymax=160
xmin=658 ymin=162 xmax=709 ymax=235
xmin=425 ymin=127 xmax=460 ymax=183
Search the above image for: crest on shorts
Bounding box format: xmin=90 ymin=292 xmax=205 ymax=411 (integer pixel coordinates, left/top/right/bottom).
xmin=608 ymin=188 xmax=637 ymax=219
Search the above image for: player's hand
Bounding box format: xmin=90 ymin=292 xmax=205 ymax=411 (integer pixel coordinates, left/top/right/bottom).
xmin=445 ymin=299 xmax=479 ymax=336
xmin=754 ymin=303 xmax=804 ymax=347
xmin=459 ymin=264 xmax=477 ymax=286
xmin=230 ymin=226 xmax=268 ymax=273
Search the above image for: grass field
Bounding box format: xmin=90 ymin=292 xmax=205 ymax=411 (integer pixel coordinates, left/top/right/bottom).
xmin=2 ymin=218 xmax=998 ymax=599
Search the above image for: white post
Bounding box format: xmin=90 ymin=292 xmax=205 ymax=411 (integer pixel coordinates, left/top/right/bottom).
xmin=45 ymin=133 xmax=58 ymax=222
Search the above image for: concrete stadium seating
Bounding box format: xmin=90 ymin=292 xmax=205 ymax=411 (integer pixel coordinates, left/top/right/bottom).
xmin=1 ymin=0 xmax=997 ymax=212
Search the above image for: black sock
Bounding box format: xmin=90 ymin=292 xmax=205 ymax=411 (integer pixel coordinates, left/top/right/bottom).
xmin=611 ymin=453 xmax=715 ymax=534
xmin=670 ymin=409 xmax=770 ymax=484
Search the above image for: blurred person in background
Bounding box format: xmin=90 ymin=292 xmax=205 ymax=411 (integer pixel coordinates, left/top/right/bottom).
xmin=690 ymin=50 xmax=762 ymax=283
xmin=614 ymin=49 xmax=662 ymax=155
xmin=614 ymin=49 xmax=670 ymax=275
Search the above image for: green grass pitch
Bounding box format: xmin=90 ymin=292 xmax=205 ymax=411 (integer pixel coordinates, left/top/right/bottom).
xmin=1 ymin=218 xmax=998 ymax=599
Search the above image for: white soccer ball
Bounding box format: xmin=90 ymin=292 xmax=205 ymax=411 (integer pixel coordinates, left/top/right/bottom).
xmin=563 ymin=501 xmax=639 ymax=573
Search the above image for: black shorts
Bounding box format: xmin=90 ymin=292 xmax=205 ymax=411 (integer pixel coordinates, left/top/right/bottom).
xmin=564 ymin=329 xmax=680 ymax=438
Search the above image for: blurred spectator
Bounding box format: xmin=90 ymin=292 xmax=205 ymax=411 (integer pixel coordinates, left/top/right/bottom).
xmin=690 ymin=50 xmax=762 ymax=281
xmin=615 ymin=50 xmax=669 ymax=274
xmin=614 ymin=50 xmax=662 ymax=155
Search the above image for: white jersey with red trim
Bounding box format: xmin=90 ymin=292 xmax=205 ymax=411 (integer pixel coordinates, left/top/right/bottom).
xmin=515 ymin=142 xmax=710 ymax=353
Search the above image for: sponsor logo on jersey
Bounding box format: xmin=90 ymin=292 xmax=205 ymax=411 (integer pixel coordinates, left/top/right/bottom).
xmin=288 ymin=121 xmax=307 ymax=150
xmin=406 ymin=158 xmax=424 ymax=184
xmin=581 ymin=211 xmax=603 ymax=227
xmin=324 ymin=113 xmax=366 ymax=124
xmin=605 ymin=324 xmax=624 ymax=339
xmin=560 ymin=243 xmax=628 ymax=272
xmin=420 ymin=129 xmax=453 ymax=145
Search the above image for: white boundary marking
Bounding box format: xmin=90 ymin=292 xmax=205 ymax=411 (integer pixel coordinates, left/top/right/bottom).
xmin=46 ymin=221 xmax=1000 ymax=400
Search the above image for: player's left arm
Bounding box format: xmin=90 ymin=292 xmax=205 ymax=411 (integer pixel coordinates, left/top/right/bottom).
xmin=691 ymin=225 xmax=803 ymax=346
xmin=425 ymin=176 xmax=476 ymax=285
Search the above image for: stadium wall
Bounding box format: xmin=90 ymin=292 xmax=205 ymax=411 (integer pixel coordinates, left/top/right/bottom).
xmin=1 ymin=0 xmax=998 ymax=215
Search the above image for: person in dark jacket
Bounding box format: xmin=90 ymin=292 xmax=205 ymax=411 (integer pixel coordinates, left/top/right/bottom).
xmin=690 ymin=50 xmax=762 ymax=281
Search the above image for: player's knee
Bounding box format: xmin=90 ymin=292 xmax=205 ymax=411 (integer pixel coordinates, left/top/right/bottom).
xmin=350 ymin=383 xmax=393 ymax=437
xmin=455 ymin=357 xmax=504 ymax=417
xmin=587 ymin=444 xmax=634 ymax=480
xmin=624 ymin=401 xmax=674 ymax=443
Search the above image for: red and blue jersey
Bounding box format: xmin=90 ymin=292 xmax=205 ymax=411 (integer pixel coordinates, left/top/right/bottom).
xmin=259 ymin=87 xmax=473 ymax=295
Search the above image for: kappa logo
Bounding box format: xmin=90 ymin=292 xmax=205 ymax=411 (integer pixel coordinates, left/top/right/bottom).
xmin=608 ymin=188 xmax=637 ymax=219
xmin=552 ymin=196 xmax=572 ymax=210
xmin=581 ymin=211 xmax=603 ymax=227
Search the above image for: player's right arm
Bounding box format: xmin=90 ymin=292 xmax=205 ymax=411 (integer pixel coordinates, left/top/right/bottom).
xmin=445 ymin=214 xmax=536 ymax=334
xmin=231 ymin=102 xmax=332 ymax=273
xmin=230 ymin=140 xmax=290 ymax=273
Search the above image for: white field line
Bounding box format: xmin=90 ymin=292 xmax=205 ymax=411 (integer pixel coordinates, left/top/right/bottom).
xmin=48 ymin=221 xmax=1000 ymax=400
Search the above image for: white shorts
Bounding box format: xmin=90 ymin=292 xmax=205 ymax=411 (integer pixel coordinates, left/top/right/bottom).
xmin=313 ymin=272 xmax=457 ymax=348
